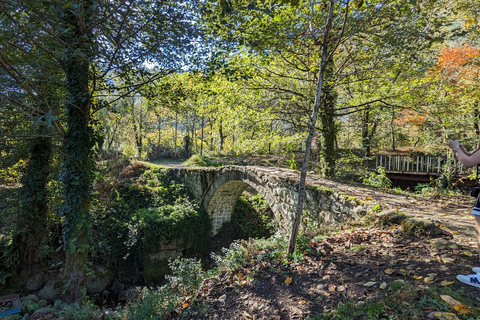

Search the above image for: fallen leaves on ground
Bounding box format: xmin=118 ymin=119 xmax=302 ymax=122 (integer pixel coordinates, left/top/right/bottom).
xmin=181 ymin=223 xmax=480 ymax=320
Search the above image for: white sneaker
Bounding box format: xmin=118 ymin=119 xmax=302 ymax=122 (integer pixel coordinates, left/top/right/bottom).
xmin=473 ymin=267 xmax=480 ymax=273
xmin=457 ymin=274 xmax=480 ymax=288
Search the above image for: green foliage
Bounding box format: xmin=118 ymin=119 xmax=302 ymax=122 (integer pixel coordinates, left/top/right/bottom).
xmin=362 ymin=166 xmax=392 ymax=188
xmin=0 ymin=160 xmax=26 ymax=186
xmin=286 ymin=146 xmax=297 ymax=170
xmin=90 ymin=163 xmax=211 ymax=277
xmin=135 ymin=199 xmax=211 ymax=254
xmin=129 ymin=258 xmax=209 ymax=319
xmin=58 ymin=302 xmax=104 ymax=320
xmin=218 ymin=195 xmax=275 ymax=239
xmin=415 ymin=182 xmax=435 ymax=195
xmin=210 ymin=233 xmax=288 ymax=271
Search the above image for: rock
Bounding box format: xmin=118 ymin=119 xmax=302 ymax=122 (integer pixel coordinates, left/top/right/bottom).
xmin=30 ymin=307 xmax=58 ymax=319
xmin=378 ymin=210 xmax=407 ymax=226
xmin=87 ymin=266 xmax=114 ymax=295
xmin=431 ymin=239 xmax=461 ymax=251
xmin=38 ymin=299 xmax=48 ymax=308
xmin=38 ymin=279 xmax=63 ymax=302
xmin=20 ymin=294 xmax=39 ymax=303
xmin=21 ymin=300 xmax=40 ymax=314
xmin=401 ymin=218 xmax=442 ymax=236
xmin=102 ymin=308 xmax=114 ymax=318
xmin=26 ymin=272 xmax=44 ymax=291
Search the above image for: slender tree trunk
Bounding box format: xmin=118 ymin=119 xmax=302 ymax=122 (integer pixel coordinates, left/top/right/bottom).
xmin=201 ymin=116 xmax=204 ymax=156
xmin=158 ymin=119 xmax=162 ymax=145
xmin=174 ymin=112 xmax=178 ymax=158
xmin=219 ymin=120 xmax=225 ymax=151
xmin=362 ymin=107 xmax=370 ymax=157
xmin=288 ymin=0 xmax=339 ymax=254
xmin=390 ymin=105 xmax=396 ymax=151
xmin=60 ymin=3 xmax=94 ymax=303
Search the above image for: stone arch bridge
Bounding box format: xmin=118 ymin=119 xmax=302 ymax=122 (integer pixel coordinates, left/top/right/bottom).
xmin=166 ymin=166 xmax=371 ymax=236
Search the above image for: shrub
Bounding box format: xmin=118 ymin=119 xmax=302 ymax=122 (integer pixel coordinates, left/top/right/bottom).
xmin=217 ymin=195 xmax=275 ymax=240
xmin=362 ymin=166 xmax=392 ymax=188
xmin=129 ymin=257 xmax=209 ymax=319
xmin=135 ymin=199 xmax=211 ymax=254
xmin=90 ymin=164 xmax=211 ymax=278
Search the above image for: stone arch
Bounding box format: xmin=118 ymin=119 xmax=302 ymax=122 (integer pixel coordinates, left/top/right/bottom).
xmin=202 ymin=170 xmax=278 ymax=235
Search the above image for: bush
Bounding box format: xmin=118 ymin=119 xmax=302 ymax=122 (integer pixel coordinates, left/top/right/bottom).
xmin=135 ymin=199 xmax=211 ymax=254
xmin=90 ymin=163 xmax=211 ymax=278
xmin=362 ymin=166 xmax=392 ymax=188
xmin=129 ymin=257 xmax=210 ymax=319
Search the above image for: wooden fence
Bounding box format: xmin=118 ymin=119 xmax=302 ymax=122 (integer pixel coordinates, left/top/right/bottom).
xmin=372 ymin=155 xmax=473 ymax=175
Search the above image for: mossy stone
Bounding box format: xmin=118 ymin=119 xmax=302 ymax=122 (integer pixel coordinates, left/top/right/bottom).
xmin=378 ymin=210 xmax=407 ymax=226
xmin=431 ymin=239 xmax=461 ymax=250
xmin=401 ymin=218 xmax=442 ymax=236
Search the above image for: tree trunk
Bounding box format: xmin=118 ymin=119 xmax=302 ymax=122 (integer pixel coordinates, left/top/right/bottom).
xmin=319 ymin=59 xmax=337 ymax=177
xmin=201 ymin=117 xmax=204 ymax=156
xmin=60 ymin=3 xmax=94 ymax=303
xmin=14 ymin=129 xmax=52 ymax=275
xmin=390 ymin=105 xmax=396 ymax=151
xmin=361 ymin=107 xmax=371 ymax=157
xmin=288 ymin=0 xmax=338 ymax=254
xmin=174 ymin=112 xmax=178 ymax=158
xmin=219 ymin=120 xmax=225 ymax=151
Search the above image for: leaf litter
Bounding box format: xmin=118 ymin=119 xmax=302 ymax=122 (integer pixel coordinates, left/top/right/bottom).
xmin=172 ymin=217 xmax=480 ymax=319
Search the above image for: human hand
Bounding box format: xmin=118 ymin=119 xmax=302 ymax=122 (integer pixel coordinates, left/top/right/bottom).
xmin=448 ymin=140 xmax=460 ymax=152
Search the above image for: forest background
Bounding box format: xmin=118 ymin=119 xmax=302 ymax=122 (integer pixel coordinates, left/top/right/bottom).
xmin=1 ymin=0 xmax=480 ymax=306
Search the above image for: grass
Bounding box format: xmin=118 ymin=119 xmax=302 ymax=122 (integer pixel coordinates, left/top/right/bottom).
xmin=182 ymin=155 xmax=223 ymax=167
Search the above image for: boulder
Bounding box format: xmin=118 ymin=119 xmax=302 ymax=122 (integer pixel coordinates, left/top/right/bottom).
xmin=38 ymin=299 xmax=48 ymax=308
xmin=431 ymin=239 xmax=461 ymax=251
xmin=87 ymin=266 xmax=114 ymax=295
xmin=401 ymin=218 xmax=442 ymax=236
xmin=26 ymin=272 xmax=44 ymax=291
xmin=20 ymin=294 xmax=39 ymax=303
xmin=38 ymin=279 xmax=63 ymax=302
xmin=378 ymin=210 xmax=407 ymax=226
xmin=30 ymin=307 xmax=58 ymax=319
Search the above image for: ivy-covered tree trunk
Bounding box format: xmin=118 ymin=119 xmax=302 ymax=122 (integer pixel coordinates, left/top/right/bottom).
xmin=60 ymin=4 xmax=95 ymax=304
xmin=361 ymin=107 xmax=378 ymax=158
xmin=319 ymin=60 xmax=337 ymax=178
xmin=15 ymin=129 xmax=52 ymax=274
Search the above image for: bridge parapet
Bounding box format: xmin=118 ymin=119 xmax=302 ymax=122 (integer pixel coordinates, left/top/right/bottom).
xmin=166 ymin=166 xmax=371 ymax=236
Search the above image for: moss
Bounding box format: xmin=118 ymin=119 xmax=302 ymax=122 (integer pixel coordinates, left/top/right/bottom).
xmin=401 ymin=218 xmax=442 ymax=236
xmin=305 ymin=185 xmax=334 ymax=194
xmin=183 ymin=155 xmax=222 ymax=167
xmin=339 ymin=194 xmax=367 ymax=205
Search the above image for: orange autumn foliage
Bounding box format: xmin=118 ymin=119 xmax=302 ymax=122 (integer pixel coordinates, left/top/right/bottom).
xmin=432 ymin=44 xmax=480 ymax=87
xmin=394 ymin=109 xmax=427 ymax=126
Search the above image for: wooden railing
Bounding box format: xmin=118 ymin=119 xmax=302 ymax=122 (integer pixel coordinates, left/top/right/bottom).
xmin=372 ymin=155 xmax=473 ymax=175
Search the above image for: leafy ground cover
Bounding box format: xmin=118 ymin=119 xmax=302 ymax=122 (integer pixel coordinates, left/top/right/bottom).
xmin=174 ymin=223 xmax=480 ymax=320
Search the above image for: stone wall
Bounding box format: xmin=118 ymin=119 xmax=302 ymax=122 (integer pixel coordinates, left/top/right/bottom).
xmin=166 ymin=165 xmax=371 ymax=236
